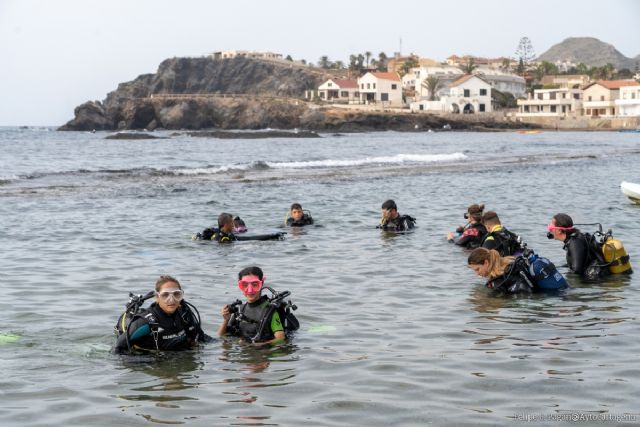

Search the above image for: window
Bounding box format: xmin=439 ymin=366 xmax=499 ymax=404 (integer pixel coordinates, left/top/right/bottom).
xmin=355 ymin=91 xmax=360 ymax=97
xmin=562 ymin=106 xmax=566 ymax=113
xmin=367 ymin=83 xmax=370 ymax=89
xmin=600 ymin=95 xmax=605 ymax=101
xmin=537 ymin=93 xmax=543 ymax=100
xmin=373 ymin=83 xmax=376 ymax=89
xmin=551 ymin=105 xmax=556 ymax=113
xmin=480 ymin=89 xmax=487 ymax=96
xmin=464 ymin=89 xmax=470 ymax=97
xmin=574 ymin=93 xmax=580 ymax=100
xmin=633 ymin=93 xmax=637 ymax=99
xmin=392 ymin=84 xmax=397 ymax=90
xmin=479 ymin=104 xmax=485 ymax=112
xmin=550 ymin=92 xmax=556 ymax=100
xmin=524 ymin=106 xmax=530 ymax=112
xmin=562 ymin=93 xmax=566 ymax=99
xmin=381 ymin=93 xmax=389 ymax=101
xmin=328 ymin=83 xmax=332 ymax=87
xmin=341 ymin=91 xmax=348 ymax=97
xmin=588 ymin=96 xmax=592 ymax=101
xmin=419 ymin=104 xmax=424 ymax=110
xmin=361 ymin=83 xmax=364 ymax=89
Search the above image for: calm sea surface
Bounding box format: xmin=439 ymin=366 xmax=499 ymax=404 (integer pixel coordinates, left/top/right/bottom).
xmin=1 ymin=128 xmax=639 ymax=426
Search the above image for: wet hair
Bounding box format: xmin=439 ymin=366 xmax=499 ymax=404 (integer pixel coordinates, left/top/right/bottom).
xmin=468 ymin=248 xmax=514 ymax=279
xmin=238 ymin=266 xmax=264 ymax=280
xmin=155 ymin=275 xmax=181 ymax=292
xmin=481 ymin=211 xmax=501 ymax=226
xmin=218 ymin=212 xmax=234 ymax=228
xmin=290 ymin=203 xmax=303 ymax=211
xmin=467 ymin=203 xmax=484 ymax=222
xmin=381 ymin=199 xmax=397 ymax=211
xmin=553 ymin=213 xmax=574 ymax=229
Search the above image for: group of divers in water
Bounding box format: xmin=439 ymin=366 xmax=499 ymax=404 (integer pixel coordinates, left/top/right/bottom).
xmin=113 ymin=200 xmax=632 ymax=355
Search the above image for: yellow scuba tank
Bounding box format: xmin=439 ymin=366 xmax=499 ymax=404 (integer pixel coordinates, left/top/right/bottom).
xmin=602 ymin=237 xmax=632 ymax=274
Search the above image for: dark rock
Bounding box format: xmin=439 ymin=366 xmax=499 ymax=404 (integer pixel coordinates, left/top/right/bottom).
xmin=59 ymin=101 xmax=112 ymax=131
xmin=105 ymin=132 xmax=166 ymax=140
xmin=186 ymin=130 xmax=320 ymax=139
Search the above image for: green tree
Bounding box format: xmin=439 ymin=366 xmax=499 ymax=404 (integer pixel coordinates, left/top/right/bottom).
xmin=515 ymin=36 xmax=535 ymax=75
xmin=516 ymin=58 xmax=525 ymax=76
xmin=539 ymin=61 xmax=559 ymax=76
xmin=285 ymin=55 xmax=293 ymax=61
xmin=318 ymin=55 xmax=331 ymax=69
xmin=460 ymin=57 xmax=477 ymax=74
xmin=576 ymin=63 xmax=589 ymax=75
xmin=399 ymin=57 xmax=419 ymax=76
xmin=377 ymin=52 xmax=388 ymax=71
xmin=501 ymin=58 xmax=512 ymax=72
xmin=421 ymin=75 xmax=442 ymax=101
xmin=365 ymin=51 xmax=372 ymax=67
xmin=334 ymin=60 xmax=345 ymax=70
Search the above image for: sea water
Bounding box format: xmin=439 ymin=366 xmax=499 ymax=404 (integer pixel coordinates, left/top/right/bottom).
xmin=1 ymin=128 xmax=639 ymax=426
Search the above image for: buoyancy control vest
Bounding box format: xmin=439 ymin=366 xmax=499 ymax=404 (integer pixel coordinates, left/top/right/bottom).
xmin=486 ymin=250 xmax=568 ymax=294
xmin=113 ymin=293 xmax=208 ymax=354
xmin=226 ymin=288 xmax=299 ymax=343
xmin=565 ymin=226 xmax=632 ymax=280
xmin=482 ymin=225 xmax=523 ymax=257
xmin=378 ymin=214 xmax=416 ymax=232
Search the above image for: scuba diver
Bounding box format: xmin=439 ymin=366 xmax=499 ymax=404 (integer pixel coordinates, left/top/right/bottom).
xmin=447 ymin=204 xmax=487 ymax=248
xmin=113 ymin=275 xmax=211 ymax=354
xmin=377 ymin=199 xmax=416 ymax=231
xmin=467 ymin=247 xmax=567 ymax=295
xmin=194 ymin=213 xmax=285 ymax=243
xmin=218 ymin=266 xmax=299 ymax=345
xmin=480 ymin=211 xmax=524 ymax=257
xmin=285 ymin=203 xmax=314 ymax=226
xmin=547 ymin=213 xmax=632 ymax=280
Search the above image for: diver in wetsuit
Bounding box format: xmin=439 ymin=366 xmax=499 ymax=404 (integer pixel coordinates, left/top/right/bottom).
xmin=113 ymin=275 xmax=211 ymax=354
xmin=480 ymin=211 xmax=524 ymax=257
xmin=377 ymin=199 xmax=416 ymax=231
xmin=447 ymin=204 xmax=486 ymax=248
xmin=285 ymin=203 xmax=314 ymax=226
xmin=547 ymin=213 xmax=601 ymax=278
xmin=467 ymin=248 xmax=535 ymax=295
xmin=195 ymin=213 xmax=285 ymax=243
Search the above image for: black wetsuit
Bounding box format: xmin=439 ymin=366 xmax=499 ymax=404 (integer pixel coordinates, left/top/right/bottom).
xmin=378 ymin=214 xmax=416 ymax=232
xmin=563 ymin=229 xmax=606 ymax=278
xmin=485 ymin=258 xmax=535 ymax=295
xmin=482 ymin=225 xmax=523 ymax=257
xmin=286 ymin=214 xmax=314 ymax=226
xmin=195 ymin=229 xmax=284 ymax=243
xmin=114 ymin=301 xmax=211 ymax=354
xmin=453 ymin=223 xmax=487 ymax=248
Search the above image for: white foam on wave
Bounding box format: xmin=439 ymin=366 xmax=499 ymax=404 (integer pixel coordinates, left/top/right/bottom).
xmin=266 ymin=152 xmax=468 ymax=169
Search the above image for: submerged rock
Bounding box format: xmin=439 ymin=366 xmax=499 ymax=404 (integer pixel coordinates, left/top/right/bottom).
xmin=105 ymin=132 xmax=166 ymax=140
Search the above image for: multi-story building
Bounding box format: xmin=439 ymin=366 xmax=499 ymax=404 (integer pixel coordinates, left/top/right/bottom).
xmin=615 ymin=83 xmax=640 ymax=117
xmin=582 ymin=80 xmax=638 ymax=117
xmin=516 ymin=88 xmax=583 ymax=117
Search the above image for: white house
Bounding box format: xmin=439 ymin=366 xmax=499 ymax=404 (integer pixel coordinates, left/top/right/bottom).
xmin=412 ymin=65 xmax=464 ymax=99
xmin=411 ymin=75 xmax=492 ymax=113
xmin=357 ymin=72 xmax=403 ymax=107
xmin=516 ymin=88 xmax=583 ymax=117
xmin=615 ymin=83 xmax=640 ymax=117
xmin=582 ymin=80 xmax=638 ymax=117
xmin=317 ymin=79 xmax=359 ymax=102
xmin=474 ymin=68 xmax=526 ymax=97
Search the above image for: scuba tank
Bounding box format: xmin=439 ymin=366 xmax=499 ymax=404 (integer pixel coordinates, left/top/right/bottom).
xmin=602 ymin=236 xmax=632 ymax=274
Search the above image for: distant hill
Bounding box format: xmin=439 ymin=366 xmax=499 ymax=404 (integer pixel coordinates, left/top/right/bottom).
xmin=537 ymin=37 xmax=638 ymax=70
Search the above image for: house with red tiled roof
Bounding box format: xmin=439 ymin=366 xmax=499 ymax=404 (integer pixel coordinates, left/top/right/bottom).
xmin=317 ymin=78 xmax=359 ymax=103
xmin=583 ymin=80 xmax=639 ymax=117
xmin=357 ymin=72 xmax=403 ymax=107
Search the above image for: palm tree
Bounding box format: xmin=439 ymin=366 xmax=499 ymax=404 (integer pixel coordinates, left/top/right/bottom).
xmin=377 ymin=52 xmax=388 ymax=71
xmin=365 ymin=51 xmax=372 ymax=67
xmin=318 ymin=56 xmax=331 ymax=69
xmin=421 ymin=75 xmax=442 ymax=101
xmin=461 ymin=58 xmax=477 ymax=74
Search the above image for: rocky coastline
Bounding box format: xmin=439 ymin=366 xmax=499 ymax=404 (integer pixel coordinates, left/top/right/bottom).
xmin=60 ymin=56 xmax=537 ymax=133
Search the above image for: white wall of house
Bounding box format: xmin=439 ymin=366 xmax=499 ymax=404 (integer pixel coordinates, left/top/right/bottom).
xmin=583 ymin=84 xmax=620 ymax=117
xmin=357 ymin=73 xmax=402 ymax=107
xmin=615 ymin=85 xmax=640 ymax=117
xmin=516 ymin=88 xmax=583 ymax=117
xmin=413 ymin=66 xmax=463 ymax=99
xmin=317 ymin=80 xmax=359 ymax=102
xmin=410 ymin=75 xmax=492 ymax=113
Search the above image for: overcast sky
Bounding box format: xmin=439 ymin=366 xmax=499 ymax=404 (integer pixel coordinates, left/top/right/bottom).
xmin=1 ymin=0 xmax=639 ymax=126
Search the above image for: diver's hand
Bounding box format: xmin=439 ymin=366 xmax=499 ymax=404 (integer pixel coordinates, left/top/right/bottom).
xmin=221 ymin=305 xmax=231 ymax=322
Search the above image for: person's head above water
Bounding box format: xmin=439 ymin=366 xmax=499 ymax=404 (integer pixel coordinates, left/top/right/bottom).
xmin=218 ymin=212 xmax=234 ymax=233
xmin=290 ymin=203 xmax=304 ymax=222
xmin=465 ymin=204 xmax=484 ymax=224
xmin=381 ymin=199 xmax=399 ymax=221
xmin=233 ymin=216 xmax=247 ymax=233
xmin=237 ymin=266 xmax=265 ymax=304
xmin=155 ymin=275 xmax=183 ymax=315
xmin=481 ymin=211 xmax=501 ymax=229
xmin=467 ymin=247 xmax=513 ymax=279
xmin=548 ymin=213 xmax=574 ymax=241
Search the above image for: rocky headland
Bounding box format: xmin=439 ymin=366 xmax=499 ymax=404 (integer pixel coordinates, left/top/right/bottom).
xmin=60 ymin=56 xmax=533 ymax=132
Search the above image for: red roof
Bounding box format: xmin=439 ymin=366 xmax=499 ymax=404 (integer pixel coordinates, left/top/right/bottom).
xmin=371 ymin=72 xmax=401 ymax=81
xmin=331 ymin=79 xmax=358 ymax=89
xmin=585 ymin=80 xmax=640 ymax=90
xmin=450 ymin=74 xmax=474 ymax=87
